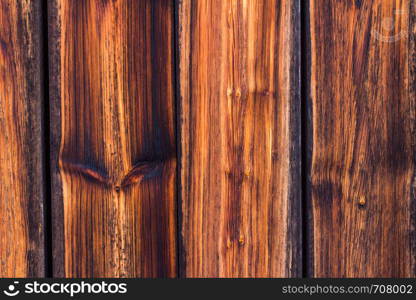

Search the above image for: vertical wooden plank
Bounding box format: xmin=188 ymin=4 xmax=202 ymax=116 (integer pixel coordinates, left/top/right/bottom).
xmin=308 ymin=0 xmax=415 ymax=277
xmin=0 ymin=0 xmax=45 ymax=277
xmin=48 ymin=0 xmax=177 ymax=277
xmin=178 ymin=0 xmax=301 ymax=277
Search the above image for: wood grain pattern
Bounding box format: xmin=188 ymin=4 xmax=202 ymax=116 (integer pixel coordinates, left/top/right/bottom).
xmin=0 ymin=0 xmax=45 ymax=277
xmin=178 ymin=0 xmax=301 ymax=277
xmin=49 ymin=0 xmax=176 ymax=277
xmin=307 ymin=0 xmax=416 ymax=277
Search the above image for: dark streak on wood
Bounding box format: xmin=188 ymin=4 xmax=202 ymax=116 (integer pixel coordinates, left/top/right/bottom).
xmin=48 ymin=0 xmax=65 ymax=278
xmin=409 ymin=0 xmax=416 ymax=277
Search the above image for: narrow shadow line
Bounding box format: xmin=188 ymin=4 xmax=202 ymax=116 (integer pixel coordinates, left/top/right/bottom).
xmin=301 ymin=0 xmax=312 ymax=278
xmin=41 ymin=0 xmax=53 ymax=278
xmin=173 ymin=0 xmax=183 ymax=278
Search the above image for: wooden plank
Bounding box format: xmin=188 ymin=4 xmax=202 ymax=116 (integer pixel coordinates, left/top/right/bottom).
xmin=178 ymin=0 xmax=301 ymax=277
xmin=48 ymin=0 xmax=177 ymax=277
xmin=307 ymin=0 xmax=416 ymax=277
xmin=0 ymin=0 xmax=45 ymax=277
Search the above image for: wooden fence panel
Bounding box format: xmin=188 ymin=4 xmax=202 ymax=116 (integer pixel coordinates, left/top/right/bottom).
xmin=1 ymin=0 xmax=414 ymax=279
xmin=307 ymin=0 xmax=416 ymax=277
xmin=48 ymin=0 xmax=177 ymax=277
xmin=0 ymin=0 xmax=46 ymax=277
xmin=178 ymin=0 xmax=301 ymax=277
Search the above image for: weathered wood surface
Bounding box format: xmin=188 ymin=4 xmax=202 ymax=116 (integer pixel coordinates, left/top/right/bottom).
xmin=307 ymin=0 xmax=416 ymax=277
xmin=0 ymin=0 xmax=45 ymax=277
xmin=49 ymin=0 xmax=177 ymax=277
xmin=1 ymin=0 xmax=414 ymax=279
xmin=178 ymin=0 xmax=301 ymax=277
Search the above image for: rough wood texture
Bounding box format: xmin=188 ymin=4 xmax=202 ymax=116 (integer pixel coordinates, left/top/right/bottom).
xmin=0 ymin=0 xmax=45 ymax=277
xmin=178 ymin=0 xmax=301 ymax=277
xmin=308 ymin=0 xmax=416 ymax=277
xmin=49 ymin=0 xmax=176 ymax=277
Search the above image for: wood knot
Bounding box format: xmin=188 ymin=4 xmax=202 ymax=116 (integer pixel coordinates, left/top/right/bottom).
xmin=358 ymin=196 xmax=366 ymax=207
xmin=261 ymin=90 xmax=271 ymax=96
xmin=226 ymin=87 xmax=243 ymax=99
xmin=235 ymin=88 xmax=242 ymax=98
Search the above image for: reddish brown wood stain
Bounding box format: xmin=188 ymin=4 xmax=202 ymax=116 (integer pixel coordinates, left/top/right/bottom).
xmin=0 ymin=0 xmax=415 ymax=279
xmin=178 ymin=0 xmax=301 ymax=277
xmin=49 ymin=0 xmax=176 ymax=277
xmin=0 ymin=0 xmax=45 ymax=277
xmin=308 ymin=0 xmax=416 ymax=277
